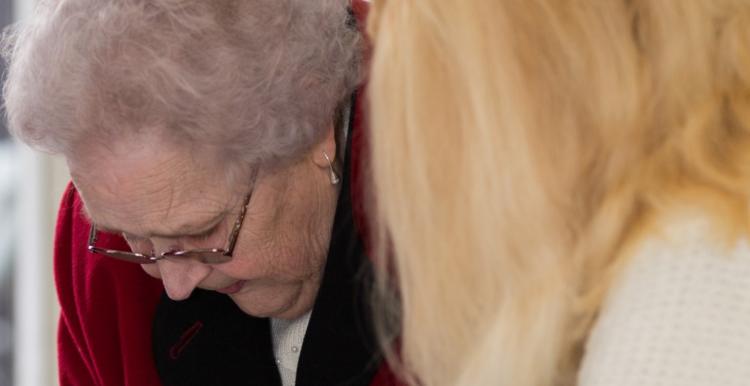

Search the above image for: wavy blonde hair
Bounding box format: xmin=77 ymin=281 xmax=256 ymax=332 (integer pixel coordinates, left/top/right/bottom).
xmin=367 ymin=1 xmax=750 ymax=385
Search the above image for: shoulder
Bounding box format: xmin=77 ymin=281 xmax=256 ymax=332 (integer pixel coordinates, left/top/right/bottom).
xmin=55 ymin=182 xmax=164 ymax=386
xmin=579 ymin=210 xmax=750 ymax=386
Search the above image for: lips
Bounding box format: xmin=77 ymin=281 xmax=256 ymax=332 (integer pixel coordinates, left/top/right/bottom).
xmin=215 ymin=280 xmax=246 ymax=295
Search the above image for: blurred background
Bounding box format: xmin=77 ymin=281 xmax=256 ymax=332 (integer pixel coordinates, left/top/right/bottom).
xmin=1 ymin=1 xmax=71 ymax=386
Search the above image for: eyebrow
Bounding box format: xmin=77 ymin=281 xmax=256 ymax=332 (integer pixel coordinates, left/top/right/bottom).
xmin=83 ymin=206 xmax=228 ymax=239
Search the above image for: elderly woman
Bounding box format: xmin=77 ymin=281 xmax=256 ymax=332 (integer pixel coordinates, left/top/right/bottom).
xmin=4 ymin=1 xmax=397 ymax=385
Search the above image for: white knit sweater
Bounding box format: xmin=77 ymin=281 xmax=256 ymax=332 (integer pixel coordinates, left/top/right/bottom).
xmin=578 ymin=210 xmax=750 ymax=386
xmin=271 ymin=311 xmax=312 ymax=386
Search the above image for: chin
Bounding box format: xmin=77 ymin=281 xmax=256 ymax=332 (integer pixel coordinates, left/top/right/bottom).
xmin=229 ymin=282 xmax=313 ymax=319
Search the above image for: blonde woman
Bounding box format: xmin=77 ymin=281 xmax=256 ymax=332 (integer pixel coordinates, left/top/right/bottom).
xmin=367 ymin=1 xmax=750 ymax=385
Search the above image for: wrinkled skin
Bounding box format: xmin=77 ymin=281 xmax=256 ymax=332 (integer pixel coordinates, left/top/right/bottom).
xmin=69 ymin=129 xmax=340 ymax=320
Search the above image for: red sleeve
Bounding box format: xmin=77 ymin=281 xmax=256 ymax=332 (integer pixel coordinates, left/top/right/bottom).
xmin=54 ymin=183 xmax=164 ymax=386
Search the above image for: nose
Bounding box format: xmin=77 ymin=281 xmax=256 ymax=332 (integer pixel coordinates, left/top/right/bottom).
xmin=156 ymin=257 xmax=212 ymax=301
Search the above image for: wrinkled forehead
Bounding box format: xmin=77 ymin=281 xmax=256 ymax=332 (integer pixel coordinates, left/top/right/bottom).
xmin=68 ymin=133 xmax=244 ymax=237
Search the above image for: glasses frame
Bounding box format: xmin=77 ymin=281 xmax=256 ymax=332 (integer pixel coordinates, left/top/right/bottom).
xmin=87 ymin=192 xmax=252 ymax=264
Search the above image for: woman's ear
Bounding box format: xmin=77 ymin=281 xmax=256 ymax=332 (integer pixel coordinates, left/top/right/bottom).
xmin=311 ymin=122 xmax=338 ymax=168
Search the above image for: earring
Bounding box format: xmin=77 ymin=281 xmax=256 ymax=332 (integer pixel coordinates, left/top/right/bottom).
xmin=323 ymin=151 xmax=340 ymax=185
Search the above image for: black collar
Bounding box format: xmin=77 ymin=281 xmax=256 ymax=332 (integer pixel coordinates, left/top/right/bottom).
xmin=152 ymin=98 xmax=380 ymax=386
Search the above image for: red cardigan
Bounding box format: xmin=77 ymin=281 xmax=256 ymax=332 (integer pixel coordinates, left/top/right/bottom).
xmin=54 ymin=2 xmax=401 ymax=384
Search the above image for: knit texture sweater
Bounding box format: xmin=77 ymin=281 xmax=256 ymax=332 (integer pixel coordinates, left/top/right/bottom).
xmin=579 ymin=209 xmax=750 ymax=386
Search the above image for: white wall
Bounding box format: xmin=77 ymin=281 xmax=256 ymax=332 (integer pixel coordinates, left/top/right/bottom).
xmin=13 ymin=148 xmax=68 ymax=386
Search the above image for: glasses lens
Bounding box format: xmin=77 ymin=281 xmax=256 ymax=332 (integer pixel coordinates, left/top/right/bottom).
xmin=164 ymin=250 xmax=232 ymax=264
xmin=97 ymin=250 xmax=156 ymax=264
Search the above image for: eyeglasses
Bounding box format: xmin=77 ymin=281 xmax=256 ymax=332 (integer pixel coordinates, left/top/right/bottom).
xmin=87 ymin=193 xmax=252 ymax=264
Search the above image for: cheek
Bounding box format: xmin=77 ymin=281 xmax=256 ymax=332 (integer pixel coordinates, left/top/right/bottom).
xmin=217 ymin=167 xmax=334 ymax=280
xmin=141 ymin=264 xmax=162 ymax=279
xmin=215 ymin=241 xmax=326 ymax=282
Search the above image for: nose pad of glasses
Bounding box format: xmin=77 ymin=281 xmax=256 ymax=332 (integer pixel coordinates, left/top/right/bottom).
xmin=157 ymin=258 xmax=212 ymax=301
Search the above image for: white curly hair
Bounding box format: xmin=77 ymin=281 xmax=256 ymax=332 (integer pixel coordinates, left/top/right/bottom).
xmin=3 ymin=0 xmax=362 ymax=168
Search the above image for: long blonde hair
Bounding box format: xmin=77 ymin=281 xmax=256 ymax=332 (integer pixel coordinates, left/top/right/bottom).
xmin=367 ymin=1 xmax=750 ymax=385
